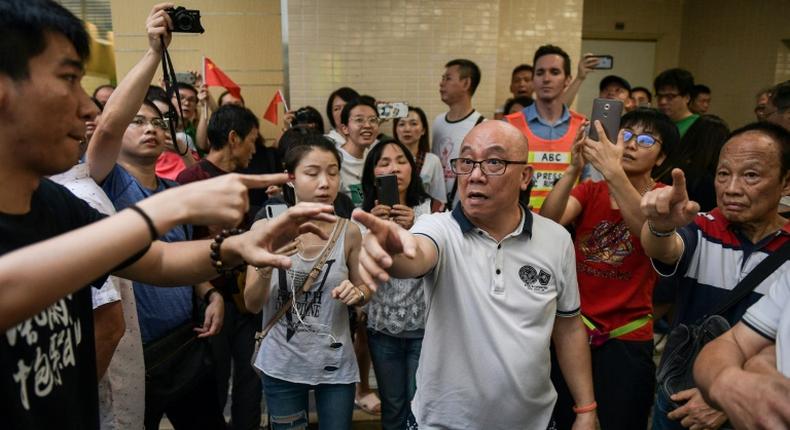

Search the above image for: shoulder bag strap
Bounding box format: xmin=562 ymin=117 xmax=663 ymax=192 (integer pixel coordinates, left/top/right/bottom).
xmin=709 ymin=238 xmax=790 ymax=316
xmin=258 ymin=218 xmax=348 ymax=336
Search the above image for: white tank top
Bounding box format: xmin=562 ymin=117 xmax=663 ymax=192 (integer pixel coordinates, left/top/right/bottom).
xmin=254 ymin=221 xmax=359 ymax=384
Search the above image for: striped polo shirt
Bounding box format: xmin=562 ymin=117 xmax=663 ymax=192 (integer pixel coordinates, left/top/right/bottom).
xmin=653 ymin=208 xmax=790 ymax=326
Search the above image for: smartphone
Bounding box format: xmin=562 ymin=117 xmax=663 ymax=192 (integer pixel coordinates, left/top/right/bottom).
xmin=376 ymin=102 xmax=409 ymax=120
xmin=376 ymin=174 xmax=399 ymax=206
xmin=589 ymin=98 xmax=623 ymax=142
xmin=175 ymin=71 xmax=196 ymax=85
xmin=589 ymin=55 xmax=614 ymax=70
xmin=264 ymin=200 xmax=288 ymax=219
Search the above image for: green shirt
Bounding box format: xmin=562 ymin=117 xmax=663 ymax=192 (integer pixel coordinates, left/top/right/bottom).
xmin=675 ymin=114 xmax=700 ymax=138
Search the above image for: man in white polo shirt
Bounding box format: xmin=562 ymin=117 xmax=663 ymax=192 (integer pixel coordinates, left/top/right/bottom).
xmin=353 ymin=121 xmax=596 ymax=429
xmin=693 ymin=271 xmax=790 ymax=428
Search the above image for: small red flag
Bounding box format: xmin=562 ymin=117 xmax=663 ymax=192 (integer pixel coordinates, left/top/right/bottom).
xmin=263 ymin=89 xmax=286 ymax=124
xmin=203 ymin=57 xmax=241 ymax=99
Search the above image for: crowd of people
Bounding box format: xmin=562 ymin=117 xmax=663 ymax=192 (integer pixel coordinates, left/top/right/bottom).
xmin=2 ymin=1 xmax=790 ymax=430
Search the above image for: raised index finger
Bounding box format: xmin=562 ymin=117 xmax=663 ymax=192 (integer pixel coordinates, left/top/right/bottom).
xmin=236 ymin=173 xmax=290 ymax=189
xmin=352 ymin=209 xmax=388 ymax=233
xmin=670 ymin=168 xmax=689 ymax=201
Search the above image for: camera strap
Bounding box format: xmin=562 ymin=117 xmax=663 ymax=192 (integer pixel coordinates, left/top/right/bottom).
xmin=159 ymin=36 xmax=189 ymax=157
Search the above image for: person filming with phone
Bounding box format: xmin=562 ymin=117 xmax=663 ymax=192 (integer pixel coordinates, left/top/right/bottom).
xmin=358 ymin=138 xmax=431 ymax=429
xmin=541 ymin=108 xmax=679 ymax=430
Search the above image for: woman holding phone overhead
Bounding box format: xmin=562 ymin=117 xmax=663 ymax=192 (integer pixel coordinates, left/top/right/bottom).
xmin=360 ymin=139 xmax=431 ymax=429
xmin=540 ymin=108 xmax=679 ymax=430
xmin=244 ymin=134 xmax=373 ymax=428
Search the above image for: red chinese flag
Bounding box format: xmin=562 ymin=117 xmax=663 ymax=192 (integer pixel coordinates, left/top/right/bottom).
xmin=263 ymin=90 xmax=285 ymax=125
xmin=203 ymin=57 xmax=241 ymax=99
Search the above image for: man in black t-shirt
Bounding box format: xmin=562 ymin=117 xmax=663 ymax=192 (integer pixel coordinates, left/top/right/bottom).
xmin=0 ymin=2 xmax=335 ymax=428
xmin=1 ymin=181 xmax=107 ymax=429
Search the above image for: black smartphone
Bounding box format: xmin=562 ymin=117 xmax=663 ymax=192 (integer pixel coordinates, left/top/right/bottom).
xmin=589 ymin=55 xmax=614 ymax=70
xmin=589 ymin=98 xmax=623 ymax=142
xmin=376 ymin=174 xmax=399 ymax=206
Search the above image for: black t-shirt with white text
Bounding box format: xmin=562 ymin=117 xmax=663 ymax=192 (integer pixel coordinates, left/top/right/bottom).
xmin=1 ymin=179 xmax=107 ymax=429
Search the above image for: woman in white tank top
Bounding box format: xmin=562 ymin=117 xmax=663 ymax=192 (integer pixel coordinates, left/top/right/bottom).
xmin=244 ymin=134 xmax=372 ymax=429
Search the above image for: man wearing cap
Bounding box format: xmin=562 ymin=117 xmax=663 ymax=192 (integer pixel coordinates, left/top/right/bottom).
xmin=599 ymin=75 xmax=635 ymax=112
xmin=581 ymin=75 xmax=637 ymax=181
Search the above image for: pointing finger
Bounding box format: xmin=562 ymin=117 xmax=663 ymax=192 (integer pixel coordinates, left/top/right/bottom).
xmin=236 ymin=173 xmax=290 ymax=189
xmin=671 ymin=168 xmax=689 ymax=201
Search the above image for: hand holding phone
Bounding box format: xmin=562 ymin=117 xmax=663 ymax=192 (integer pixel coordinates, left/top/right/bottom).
xmin=588 ymin=55 xmax=614 ymax=70
xmin=589 ymin=98 xmax=623 ymax=142
xmin=376 ymin=174 xmax=399 ymax=207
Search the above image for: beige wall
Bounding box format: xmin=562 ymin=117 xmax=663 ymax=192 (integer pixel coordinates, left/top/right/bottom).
xmin=583 ymin=0 xmax=790 ymax=127
xmin=582 ymin=0 xmax=684 ymax=76
xmin=287 ymin=0 xmax=583 ymax=130
xmin=109 ymin=0 xmax=284 ymax=139
xmin=679 ymin=0 xmax=790 ymax=128
xmin=495 ymin=0 xmax=584 ymax=109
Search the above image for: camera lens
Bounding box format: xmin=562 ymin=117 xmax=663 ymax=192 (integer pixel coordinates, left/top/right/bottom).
xmin=176 ymin=15 xmax=193 ymax=31
xmin=604 ymin=103 xmax=610 ymax=110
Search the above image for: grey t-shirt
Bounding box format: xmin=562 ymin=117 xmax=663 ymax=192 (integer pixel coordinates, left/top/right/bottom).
xmin=254 ymin=222 xmax=360 ymax=384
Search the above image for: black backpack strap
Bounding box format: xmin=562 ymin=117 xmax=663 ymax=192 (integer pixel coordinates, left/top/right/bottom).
xmin=446 ymin=115 xmax=485 ymax=208
xmin=710 ymin=238 xmax=790 ymax=316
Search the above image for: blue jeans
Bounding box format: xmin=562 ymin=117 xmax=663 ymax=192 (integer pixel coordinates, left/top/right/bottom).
xmin=367 ymin=329 xmax=423 ymax=430
xmin=261 ymin=373 xmax=355 ymax=430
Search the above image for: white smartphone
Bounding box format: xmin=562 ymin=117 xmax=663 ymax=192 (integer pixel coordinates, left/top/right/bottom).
xmin=377 ymin=102 xmax=409 ymax=119
xmin=264 ymin=202 xmax=288 ymax=219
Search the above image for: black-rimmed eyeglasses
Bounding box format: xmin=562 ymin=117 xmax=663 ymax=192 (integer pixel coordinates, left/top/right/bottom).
xmin=450 ymin=158 xmax=527 ymax=176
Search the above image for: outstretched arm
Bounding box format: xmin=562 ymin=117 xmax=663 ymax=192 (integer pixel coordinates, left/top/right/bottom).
xmin=0 ymin=173 xmax=331 ymax=331
xmin=352 ymin=210 xmax=438 ymax=291
xmin=87 ymin=3 xmax=174 ymax=184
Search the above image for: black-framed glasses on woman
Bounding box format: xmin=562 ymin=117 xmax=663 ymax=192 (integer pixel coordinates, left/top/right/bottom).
xmin=450 ymin=158 xmax=527 ymax=176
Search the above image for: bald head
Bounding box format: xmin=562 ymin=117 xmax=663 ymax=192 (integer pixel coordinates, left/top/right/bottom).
xmin=461 ymin=120 xmax=529 ymax=161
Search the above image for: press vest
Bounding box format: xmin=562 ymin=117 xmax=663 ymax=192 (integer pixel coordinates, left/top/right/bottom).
xmin=505 ymin=110 xmax=585 ymax=210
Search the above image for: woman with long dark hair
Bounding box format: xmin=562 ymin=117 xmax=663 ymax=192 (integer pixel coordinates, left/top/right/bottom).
xmin=245 ymin=134 xmax=373 ymax=428
xmin=360 ymin=138 xmax=430 ymax=429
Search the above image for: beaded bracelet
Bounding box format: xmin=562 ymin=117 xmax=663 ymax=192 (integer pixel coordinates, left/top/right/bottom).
xmin=209 ymin=228 xmax=245 ymax=275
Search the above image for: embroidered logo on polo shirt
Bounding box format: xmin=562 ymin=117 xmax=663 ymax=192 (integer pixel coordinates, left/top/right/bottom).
xmin=519 ymin=264 xmax=552 ymax=292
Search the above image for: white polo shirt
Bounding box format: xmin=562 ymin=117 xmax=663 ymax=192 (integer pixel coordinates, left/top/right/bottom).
xmin=410 ymin=205 xmax=580 ymax=430
xmin=742 ymin=270 xmax=790 ymax=377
